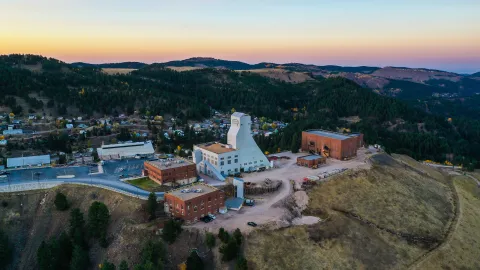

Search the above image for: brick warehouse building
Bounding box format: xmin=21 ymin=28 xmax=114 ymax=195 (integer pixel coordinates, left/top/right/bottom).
xmin=297 ymin=154 xmax=326 ymax=168
xmin=301 ymin=130 xmax=364 ymax=160
xmin=164 ymin=183 xmax=225 ymax=223
xmin=143 ymin=158 xmax=197 ymax=186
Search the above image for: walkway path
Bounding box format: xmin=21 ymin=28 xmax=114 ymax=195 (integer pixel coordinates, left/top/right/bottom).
xmin=0 ymin=174 xmax=165 ymax=200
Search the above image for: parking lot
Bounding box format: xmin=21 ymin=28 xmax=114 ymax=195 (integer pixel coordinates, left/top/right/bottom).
xmin=102 ymin=159 xmax=146 ymax=178
xmin=4 ymin=158 xmax=150 ymax=185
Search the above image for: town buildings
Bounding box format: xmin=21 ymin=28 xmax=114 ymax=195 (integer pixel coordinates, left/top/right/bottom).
xmin=301 ymin=130 xmax=364 ymax=160
xmin=97 ymin=141 xmax=154 ymax=160
xmin=143 ymin=158 xmax=197 ymax=186
xmin=192 ymin=112 xmax=270 ymax=180
xmin=164 ymin=183 xmax=225 ymax=223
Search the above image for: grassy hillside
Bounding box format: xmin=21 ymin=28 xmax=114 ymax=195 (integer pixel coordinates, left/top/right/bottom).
xmin=415 ymin=175 xmax=480 ymax=269
xmin=245 ymin=154 xmax=455 ymax=270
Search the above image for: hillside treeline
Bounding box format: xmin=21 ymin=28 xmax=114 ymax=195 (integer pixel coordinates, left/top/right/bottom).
xmin=0 ymin=54 xmax=478 ymax=168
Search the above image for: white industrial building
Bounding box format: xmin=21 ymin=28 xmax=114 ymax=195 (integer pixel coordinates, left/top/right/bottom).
xmin=97 ymin=141 xmax=155 ymax=160
xmin=3 ymin=129 xmax=23 ymax=135
xmin=7 ymin=155 xmax=51 ymax=168
xmin=193 ymin=112 xmax=270 ymax=180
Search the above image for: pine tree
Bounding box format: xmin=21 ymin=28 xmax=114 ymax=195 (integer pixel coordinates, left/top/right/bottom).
xmin=70 ymin=245 xmax=89 ymax=270
xmin=0 ymin=229 xmax=12 ymax=270
xmin=54 ymin=192 xmax=68 ymax=211
xmin=186 ymin=250 xmax=204 ymax=270
xmin=146 ymin=192 xmax=157 ymax=220
xmin=88 ymin=202 xmax=110 ymax=241
xmin=290 ymin=133 xmax=299 ymax=153
xmin=119 ymin=260 xmax=129 ymax=270
xmin=205 ymin=232 xmax=216 ymax=249
xmin=233 ymin=228 xmax=242 ymax=246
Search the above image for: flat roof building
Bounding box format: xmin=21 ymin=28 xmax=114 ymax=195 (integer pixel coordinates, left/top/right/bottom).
xmin=164 ymin=183 xmax=225 ymax=223
xmin=143 ymin=158 xmax=197 ymax=186
xmin=301 ymin=130 xmax=363 ymax=160
xmin=7 ymin=155 xmax=51 ymax=168
xmin=297 ymin=154 xmax=326 ymax=168
xmin=97 ymin=141 xmax=154 ymax=160
xmin=192 ymin=112 xmax=270 ymax=180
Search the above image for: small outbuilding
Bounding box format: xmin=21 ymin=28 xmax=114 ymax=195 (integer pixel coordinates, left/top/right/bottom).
xmin=297 ymin=154 xmax=326 ymax=168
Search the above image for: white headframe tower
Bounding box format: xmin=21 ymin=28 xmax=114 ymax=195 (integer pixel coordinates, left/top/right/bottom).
xmin=193 ymin=112 xmax=270 ymax=180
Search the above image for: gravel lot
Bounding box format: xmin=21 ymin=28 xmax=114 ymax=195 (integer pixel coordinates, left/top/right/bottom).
xmin=190 ymin=148 xmax=375 ymax=232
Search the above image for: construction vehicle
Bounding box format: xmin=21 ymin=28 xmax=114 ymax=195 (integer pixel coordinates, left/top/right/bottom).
xmin=244 ymin=199 xmax=255 ymax=206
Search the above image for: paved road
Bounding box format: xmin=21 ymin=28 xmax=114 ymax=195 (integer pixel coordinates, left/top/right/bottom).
xmin=0 ymin=159 xmax=165 ymax=199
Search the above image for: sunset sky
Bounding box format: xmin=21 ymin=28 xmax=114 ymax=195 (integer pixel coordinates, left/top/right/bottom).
xmin=1 ymin=0 xmax=479 ymax=73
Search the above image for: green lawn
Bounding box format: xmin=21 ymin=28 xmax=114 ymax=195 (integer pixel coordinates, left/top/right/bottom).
xmin=126 ymin=177 xmax=162 ymax=192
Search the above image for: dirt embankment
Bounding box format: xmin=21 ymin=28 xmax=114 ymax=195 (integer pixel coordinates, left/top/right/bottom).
xmin=0 ymin=185 xmax=213 ymax=269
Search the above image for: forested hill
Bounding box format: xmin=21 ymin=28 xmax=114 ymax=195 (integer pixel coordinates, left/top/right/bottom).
xmin=0 ymin=54 xmax=479 ymax=168
xmin=71 ymin=62 xmax=147 ymax=69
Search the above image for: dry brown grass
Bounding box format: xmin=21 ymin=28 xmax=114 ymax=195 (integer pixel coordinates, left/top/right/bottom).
xmin=417 ymin=175 xmax=480 ymax=269
xmin=102 ymin=68 xmax=137 ymax=75
xmin=238 ymin=68 xmax=313 ymax=83
xmin=166 ymin=66 xmax=203 ymax=72
xmin=246 ymin=154 xmax=455 ymax=270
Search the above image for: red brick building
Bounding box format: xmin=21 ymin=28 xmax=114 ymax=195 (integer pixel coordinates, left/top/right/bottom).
xmin=164 ymin=183 xmax=225 ymax=223
xmin=143 ymin=158 xmax=197 ymax=186
xmin=297 ymin=155 xmax=326 ymax=168
xmin=301 ymin=130 xmax=364 ymax=160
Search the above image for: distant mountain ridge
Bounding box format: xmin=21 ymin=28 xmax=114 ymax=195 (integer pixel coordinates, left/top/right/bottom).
xmin=71 ymin=62 xmax=147 ymax=69
xmin=70 ymin=57 xmax=480 ymax=99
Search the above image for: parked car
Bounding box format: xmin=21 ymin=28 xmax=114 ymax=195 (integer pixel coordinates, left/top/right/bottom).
xmin=200 ymin=216 xmax=212 ymax=223
xmin=208 ymin=214 xmax=216 ymax=220
xmin=173 ymin=217 xmax=184 ymax=224
xmin=247 ymin=222 xmax=257 ymax=227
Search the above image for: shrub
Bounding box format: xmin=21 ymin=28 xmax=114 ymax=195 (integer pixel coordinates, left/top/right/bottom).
xmin=235 ymin=256 xmax=248 ymax=270
xmin=162 ymin=219 xmax=182 ymax=244
xmin=205 ymin=232 xmax=216 ymax=249
xmin=219 ymin=238 xmax=239 ymax=262
xmin=54 ymin=192 xmax=69 ymax=211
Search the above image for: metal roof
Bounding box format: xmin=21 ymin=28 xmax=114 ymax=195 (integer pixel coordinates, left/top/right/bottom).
xmin=232 ymin=112 xmax=246 ymax=117
xmin=299 ymin=155 xmax=324 ymax=161
xmin=225 ymin=197 xmax=244 ymax=210
xmin=305 ymin=130 xmax=353 ymax=140
xmin=147 ymin=158 xmax=194 ymax=170
xmin=7 ymin=155 xmax=51 ymax=168
xmin=166 ymin=183 xmax=219 ymax=201
xmin=97 ymin=141 xmax=154 ymax=158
